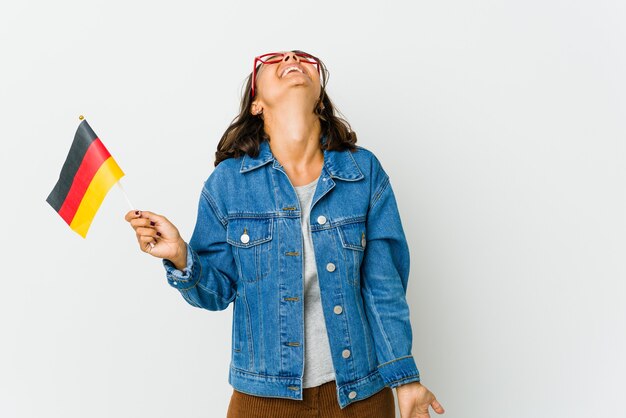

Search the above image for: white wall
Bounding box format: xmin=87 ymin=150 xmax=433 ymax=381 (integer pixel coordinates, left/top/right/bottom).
xmin=1 ymin=1 xmax=624 ymax=417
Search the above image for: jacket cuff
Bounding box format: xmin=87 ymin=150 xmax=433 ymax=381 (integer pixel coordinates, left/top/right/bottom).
xmin=377 ymin=355 xmax=421 ymax=388
xmin=162 ymin=243 xmax=201 ymax=290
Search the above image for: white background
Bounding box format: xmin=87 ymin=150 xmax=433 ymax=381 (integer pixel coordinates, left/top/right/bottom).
xmin=1 ymin=1 xmax=624 ymax=417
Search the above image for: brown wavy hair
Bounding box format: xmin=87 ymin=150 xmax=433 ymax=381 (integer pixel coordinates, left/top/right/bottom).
xmin=213 ymin=50 xmax=358 ymax=167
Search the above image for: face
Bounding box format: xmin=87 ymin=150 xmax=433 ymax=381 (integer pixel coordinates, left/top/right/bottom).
xmin=251 ymin=51 xmax=322 ymax=115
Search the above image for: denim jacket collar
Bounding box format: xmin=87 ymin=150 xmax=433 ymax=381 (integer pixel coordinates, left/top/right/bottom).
xmin=239 ymin=134 xmax=364 ymax=181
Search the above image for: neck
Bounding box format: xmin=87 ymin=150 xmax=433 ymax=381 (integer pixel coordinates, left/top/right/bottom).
xmin=263 ymin=95 xmax=321 ymax=146
xmin=262 ymin=96 xmax=323 ymax=174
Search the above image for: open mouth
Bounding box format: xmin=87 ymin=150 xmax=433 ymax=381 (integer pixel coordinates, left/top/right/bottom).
xmin=281 ymin=66 xmax=306 ymax=78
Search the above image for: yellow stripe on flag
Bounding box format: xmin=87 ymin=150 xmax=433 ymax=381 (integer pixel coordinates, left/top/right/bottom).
xmin=70 ymin=156 xmax=125 ymax=238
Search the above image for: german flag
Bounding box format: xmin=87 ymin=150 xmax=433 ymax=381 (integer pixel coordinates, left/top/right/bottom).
xmin=46 ymin=118 xmax=124 ymax=238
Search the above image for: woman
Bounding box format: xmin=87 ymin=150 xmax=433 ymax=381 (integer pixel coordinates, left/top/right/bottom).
xmin=125 ymin=50 xmax=444 ymax=418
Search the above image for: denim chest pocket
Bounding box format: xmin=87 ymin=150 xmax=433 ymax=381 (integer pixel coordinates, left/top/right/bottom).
xmin=337 ymin=220 xmax=367 ymax=286
xmin=226 ymin=217 xmax=273 ymax=283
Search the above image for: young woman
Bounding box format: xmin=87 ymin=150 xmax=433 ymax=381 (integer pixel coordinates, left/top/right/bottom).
xmin=125 ymin=50 xmax=444 ymax=418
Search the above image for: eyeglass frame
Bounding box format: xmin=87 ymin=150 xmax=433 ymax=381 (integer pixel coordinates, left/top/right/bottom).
xmin=251 ymin=51 xmax=321 ymax=98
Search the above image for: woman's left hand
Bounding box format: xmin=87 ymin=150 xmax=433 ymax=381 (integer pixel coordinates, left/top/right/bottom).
xmin=396 ymin=381 xmax=445 ymax=418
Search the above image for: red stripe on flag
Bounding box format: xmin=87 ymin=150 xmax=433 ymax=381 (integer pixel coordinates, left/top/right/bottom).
xmin=58 ymin=138 xmax=112 ymax=225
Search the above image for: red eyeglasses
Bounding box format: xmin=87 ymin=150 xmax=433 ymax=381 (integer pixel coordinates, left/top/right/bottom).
xmin=251 ymin=51 xmax=320 ymax=98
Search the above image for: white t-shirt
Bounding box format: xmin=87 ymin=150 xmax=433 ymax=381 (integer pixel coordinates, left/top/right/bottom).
xmin=294 ymin=176 xmax=336 ymax=388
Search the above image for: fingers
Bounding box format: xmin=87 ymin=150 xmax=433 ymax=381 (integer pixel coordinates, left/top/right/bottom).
xmin=131 ymin=218 xmax=157 ymax=229
xmin=136 ymin=226 xmax=159 ymax=237
xmin=137 ymin=210 xmax=167 ymax=224
xmin=139 ymin=235 xmax=157 ymax=252
xmin=124 ymin=210 xmax=141 ymax=222
xmin=136 ymin=223 xmax=161 ymax=252
xmin=125 ymin=210 xmax=165 ymax=253
xmin=125 ymin=210 xmax=166 ymax=236
xmin=431 ymin=398 xmax=445 ymax=414
xmin=124 ymin=209 xmax=168 ymax=224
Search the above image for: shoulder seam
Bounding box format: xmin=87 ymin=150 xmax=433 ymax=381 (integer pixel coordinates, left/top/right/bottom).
xmin=369 ymin=174 xmax=390 ymax=211
xmin=201 ymin=188 xmax=228 ymax=228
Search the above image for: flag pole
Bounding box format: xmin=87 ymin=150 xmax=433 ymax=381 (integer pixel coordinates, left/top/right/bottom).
xmin=117 ymin=179 xmax=135 ymax=211
xmin=117 ymin=178 xmax=150 ymax=247
xmin=117 ymin=179 xmax=150 ymax=247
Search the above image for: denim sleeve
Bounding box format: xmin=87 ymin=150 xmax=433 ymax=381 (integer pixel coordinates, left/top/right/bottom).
xmin=360 ymin=159 xmax=421 ymax=389
xmin=162 ymin=185 xmax=237 ymax=311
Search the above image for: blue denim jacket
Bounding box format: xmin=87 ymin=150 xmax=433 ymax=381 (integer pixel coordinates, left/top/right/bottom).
xmin=162 ymin=135 xmax=420 ymax=409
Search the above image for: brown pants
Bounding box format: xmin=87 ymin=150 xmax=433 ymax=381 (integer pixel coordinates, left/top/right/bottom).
xmin=226 ymin=380 xmax=395 ymax=418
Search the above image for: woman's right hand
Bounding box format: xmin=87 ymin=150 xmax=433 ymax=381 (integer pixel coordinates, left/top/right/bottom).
xmin=124 ymin=210 xmax=187 ymax=267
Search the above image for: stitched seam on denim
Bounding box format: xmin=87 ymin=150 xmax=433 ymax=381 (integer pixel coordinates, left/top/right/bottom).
xmin=183 ymin=206 xmax=235 ymax=304
xmin=230 ymin=365 xmax=301 ymax=380
xmin=377 ymin=355 xmax=413 ymax=368
xmin=196 ymin=277 xmax=233 ymax=306
xmin=338 ymin=222 xmax=366 ymax=252
xmin=174 ymin=281 xmax=198 ymax=290
xmin=353 ymin=285 xmax=375 ymax=370
xmin=168 ymin=274 xmax=192 ymax=282
xmin=334 ymin=216 xmax=367 ymax=228
xmin=347 ymin=149 xmax=365 ymax=179
xmin=334 ymin=224 xmax=352 ymax=287
xmin=165 ymin=257 xmax=193 ymax=282
xmin=168 ymin=251 xmax=198 ymax=290
xmin=232 ymin=300 xmax=237 ymax=349
xmin=165 ymin=267 xmax=193 ymax=282
xmin=201 ymin=188 xmax=228 ymax=228
xmin=174 ymin=261 xmax=202 ymax=290
xmin=353 ymin=367 xmax=381 ymax=385
xmin=256 ymin=282 xmax=265 ymax=372
xmin=243 ymin=290 xmax=254 ymax=368
xmin=369 ymin=174 xmax=390 ymax=212
xmin=180 ymin=288 xmax=202 ymax=308
xmin=363 ymin=285 xmax=394 ymax=358
xmin=195 ymin=283 xmax=230 ymax=305
xmin=388 ymin=374 xmax=420 ymax=386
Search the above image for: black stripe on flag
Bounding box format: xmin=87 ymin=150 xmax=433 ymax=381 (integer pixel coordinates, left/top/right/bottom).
xmin=46 ymin=119 xmax=99 ymax=211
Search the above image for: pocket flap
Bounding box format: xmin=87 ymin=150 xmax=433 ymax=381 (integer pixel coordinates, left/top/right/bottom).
xmin=227 ymin=217 xmax=273 ymax=248
xmin=338 ymin=221 xmax=366 ymax=251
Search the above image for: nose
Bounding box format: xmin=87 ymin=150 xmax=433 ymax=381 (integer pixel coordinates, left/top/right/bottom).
xmin=282 ymin=51 xmax=300 ymax=62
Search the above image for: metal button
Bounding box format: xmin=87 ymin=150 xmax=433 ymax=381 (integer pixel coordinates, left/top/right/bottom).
xmin=333 ymin=305 xmax=343 ymax=314
xmin=173 ymin=281 xmax=178 ymax=285
xmin=348 ymin=391 xmax=357 ymax=399
xmin=342 ymin=349 xmax=351 ymax=358
xmin=240 ymin=233 xmax=250 ymax=244
xmin=317 ymin=215 xmax=327 ymax=225
xmin=326 ymin=262 xmax=336 ymax=272
xmin=361 ymin=236 xmax=366 ymax=247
